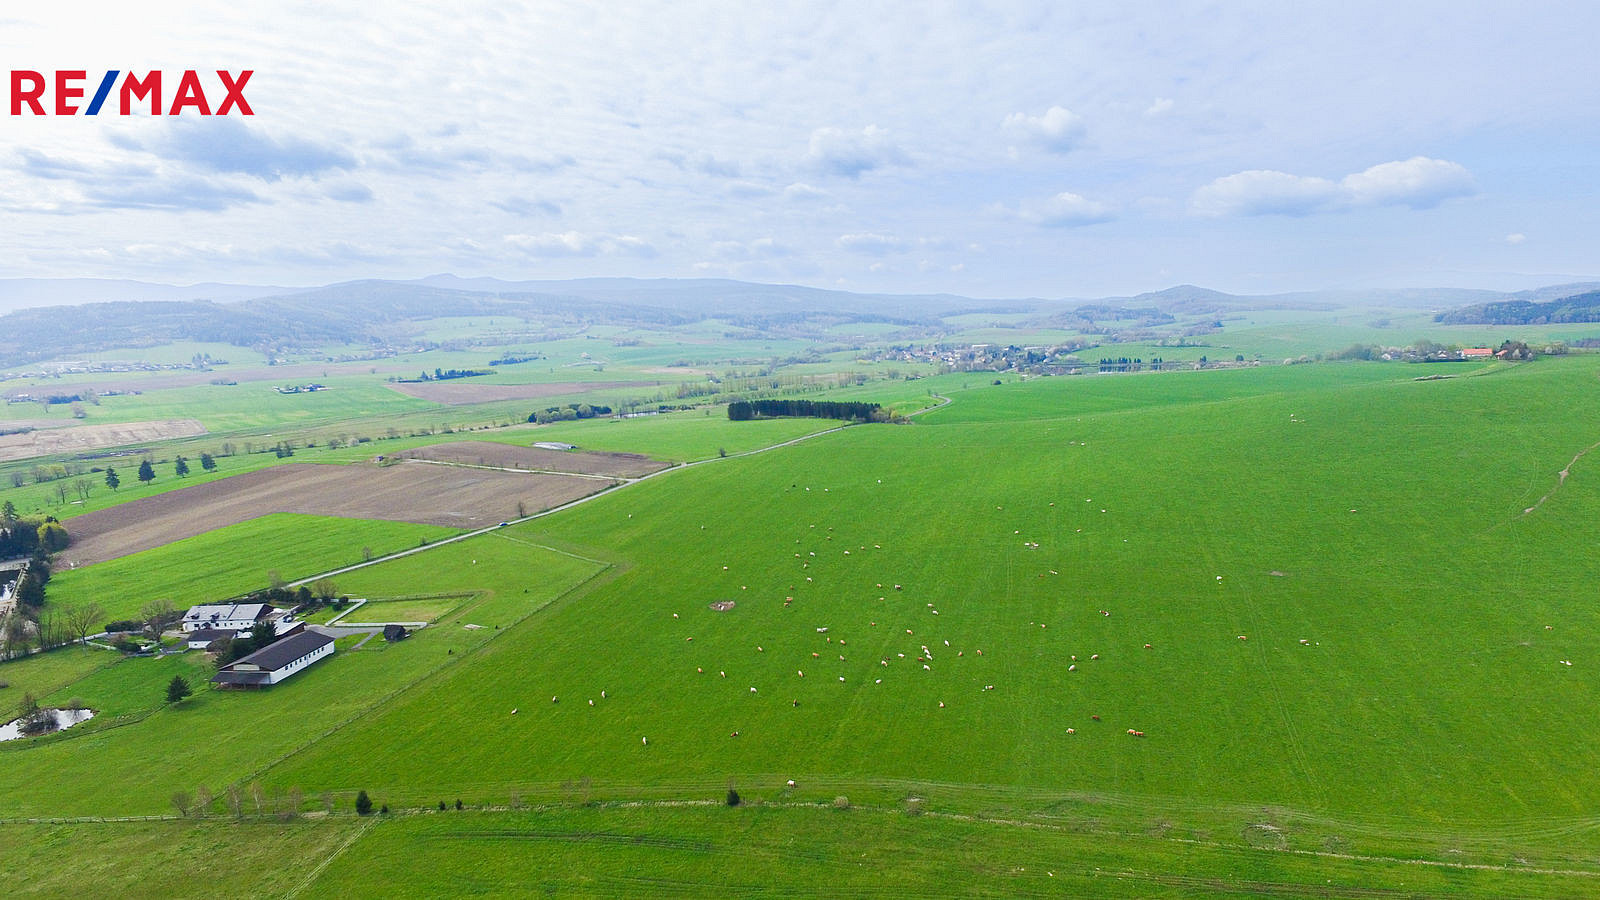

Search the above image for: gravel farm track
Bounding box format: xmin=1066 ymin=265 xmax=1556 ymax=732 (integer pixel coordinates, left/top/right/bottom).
xmin=57 ymin=460 xmax=620 ymax=567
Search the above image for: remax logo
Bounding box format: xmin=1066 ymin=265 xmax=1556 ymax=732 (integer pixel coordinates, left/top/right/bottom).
xmin=10 ymin=70 xmax=253 ymax=115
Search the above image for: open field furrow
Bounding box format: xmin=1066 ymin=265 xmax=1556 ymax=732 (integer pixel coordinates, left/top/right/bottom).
xmin=58 ymin=461 xmax=608 ymax=566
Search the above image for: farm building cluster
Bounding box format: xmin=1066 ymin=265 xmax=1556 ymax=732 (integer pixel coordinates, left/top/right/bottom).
xmin=175 ymin=602 xmax=338 ymax=689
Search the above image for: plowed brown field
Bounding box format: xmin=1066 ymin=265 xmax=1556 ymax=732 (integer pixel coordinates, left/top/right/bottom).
xmin=0 ymin=419 xmax=206 ymax=462
xmin=61 ymin=461 xmax=612 ymax=566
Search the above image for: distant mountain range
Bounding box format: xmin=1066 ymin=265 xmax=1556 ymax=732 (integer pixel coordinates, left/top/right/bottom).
xmin=0 ymin=275 xmax=1597 ymax=370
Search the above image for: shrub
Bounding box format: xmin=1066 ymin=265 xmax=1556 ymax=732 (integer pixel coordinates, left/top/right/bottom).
xmin=726 ymin=788 xmax=741 ymax=807
xmin=833 ymin=796 xmax=850 ymax=809
xmin=355 ymin=790 xmax=373 ymax=816
xmin=105 ymin=620 xmax=142 ymax=633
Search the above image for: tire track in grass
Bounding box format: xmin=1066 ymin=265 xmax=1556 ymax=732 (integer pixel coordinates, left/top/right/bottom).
xmin=1518 ymin=438 xmax=1600 ymax=518
xmin=1198 ymin=516 xmax=1324 ymax=812
xmin=284 ymin=813 xmax=378 ymax=900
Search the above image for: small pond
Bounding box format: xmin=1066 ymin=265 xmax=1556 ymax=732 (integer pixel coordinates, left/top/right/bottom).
xmin=0 ymin=708 xmax=95 ymax=741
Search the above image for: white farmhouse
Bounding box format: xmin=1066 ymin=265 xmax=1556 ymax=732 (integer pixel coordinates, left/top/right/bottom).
xmin=181 ymin=603 xmax=274 ymax=633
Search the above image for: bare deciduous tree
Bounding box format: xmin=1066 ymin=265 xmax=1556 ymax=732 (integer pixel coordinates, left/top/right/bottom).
xmin=63 ymin=602 xmax=104 ymax=645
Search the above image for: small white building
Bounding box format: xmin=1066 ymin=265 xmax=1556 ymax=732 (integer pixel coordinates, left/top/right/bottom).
xmin=212 ymin=631 xmax=335 ymax=689
xmin=181 ymin=603 xmax=274 ymax=633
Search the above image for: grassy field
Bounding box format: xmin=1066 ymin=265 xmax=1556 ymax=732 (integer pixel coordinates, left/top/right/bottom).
xmin=6 ymin=352 xmax=1600 ymax=893
xmin=0 ymin=536 xmax=606 ymax=818
xmin=47 ymin=514 xmax=462 ymax=621
xmin=0 ymin=818 xmax=365 ymax=899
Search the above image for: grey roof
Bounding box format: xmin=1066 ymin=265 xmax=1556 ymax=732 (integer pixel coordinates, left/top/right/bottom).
xmin=183 ymin=603 xmax=272 ymax=624
xmin=187 ymin=628 xmax=236 ymax=643
xmin=218 ymin=631 xmax=334 ymax=673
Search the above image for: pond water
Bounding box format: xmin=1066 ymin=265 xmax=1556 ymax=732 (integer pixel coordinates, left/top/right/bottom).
xmin=0 ymin=707 xmax=95 ymax=741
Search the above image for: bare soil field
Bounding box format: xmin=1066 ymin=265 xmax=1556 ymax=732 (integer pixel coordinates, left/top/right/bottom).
xmin=393 ymin=440 xmax=671 ymax=478
xmin=59 ymin=461 xmax=610 ymax=566
xmin=384 ymin=379 xmax=654 ymax=405
xmin=0 ymin=419 xmax=205 ymax=462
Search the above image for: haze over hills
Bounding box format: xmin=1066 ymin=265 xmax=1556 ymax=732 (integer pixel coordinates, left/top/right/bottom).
xmin=0 ymin=278 xmax=303 ymax=315
xmin=1 ymin=276 xmax=1599 ymax=370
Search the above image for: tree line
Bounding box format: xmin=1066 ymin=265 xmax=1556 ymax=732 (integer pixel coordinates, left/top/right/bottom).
xmin=727 ymin=399 xmax=886 ymax=422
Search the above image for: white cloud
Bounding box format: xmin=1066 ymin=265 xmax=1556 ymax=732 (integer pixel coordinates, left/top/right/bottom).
xmin=805 ymin=126 xmax=907 ymax=178
xmin=1145 ymin=97 xmax=1174 ymax=117
xmin=1015 ymin=191 xmax=1116 ymax=227
xmin=1191 ymin=170 xmax=1341 ymax=217
xmin=1340 ymin=157 xmax=1475 ymax=209
xmin=1192 ymin=157 xmax=1475 ymax=216
xmin=783 ymin=182 xmax=827 ymax=201
xmin=1505 ymin=232 xmax=1527 ymax=245
xmin=836 ymin=232 xmax=905 ymax=255
xmin=503 ymin=232 xmax=656 ymax=258
xmin=1003 ymin=106 xmax=1086 ymax=153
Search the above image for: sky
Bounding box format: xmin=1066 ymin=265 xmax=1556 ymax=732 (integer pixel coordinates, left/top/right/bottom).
xmin=2 ymin=1 xmax=1598 ymax=299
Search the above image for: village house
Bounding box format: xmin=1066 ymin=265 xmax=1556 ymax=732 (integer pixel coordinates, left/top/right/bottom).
xmin=211 ymin=631 xmax=335 ymax=689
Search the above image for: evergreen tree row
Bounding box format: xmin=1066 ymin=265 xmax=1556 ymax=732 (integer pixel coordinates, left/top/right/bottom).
xmin=727 ymin=399 xmax=885 ymax=422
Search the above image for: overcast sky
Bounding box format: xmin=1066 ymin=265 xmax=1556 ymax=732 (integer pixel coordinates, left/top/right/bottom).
xmin=2 ymin=1 xmax=1597 ymax=298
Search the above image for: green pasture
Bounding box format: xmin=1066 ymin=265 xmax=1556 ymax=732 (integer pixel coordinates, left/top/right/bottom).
xmin=0 ymin=819 xmax=362 ymax=899
xmin=301 ymin=803 xmax=1599 ymax=899
xmin=0 ymin=644 xmax=115 ymax=701
xmin=516 ymin=409 xmax=834 ymax=462
xmin=243 ymin=356 xmax=1600 ymax=851
xmin=0 ymin=538 xmax=604 ymax=818
xmin=338 ymin=596 xmax=469 ymax=624
xmin=47 ymin=514 xmax=461 ymax=622
xmin=6 ymin=353 xmax=1600 ymax=893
